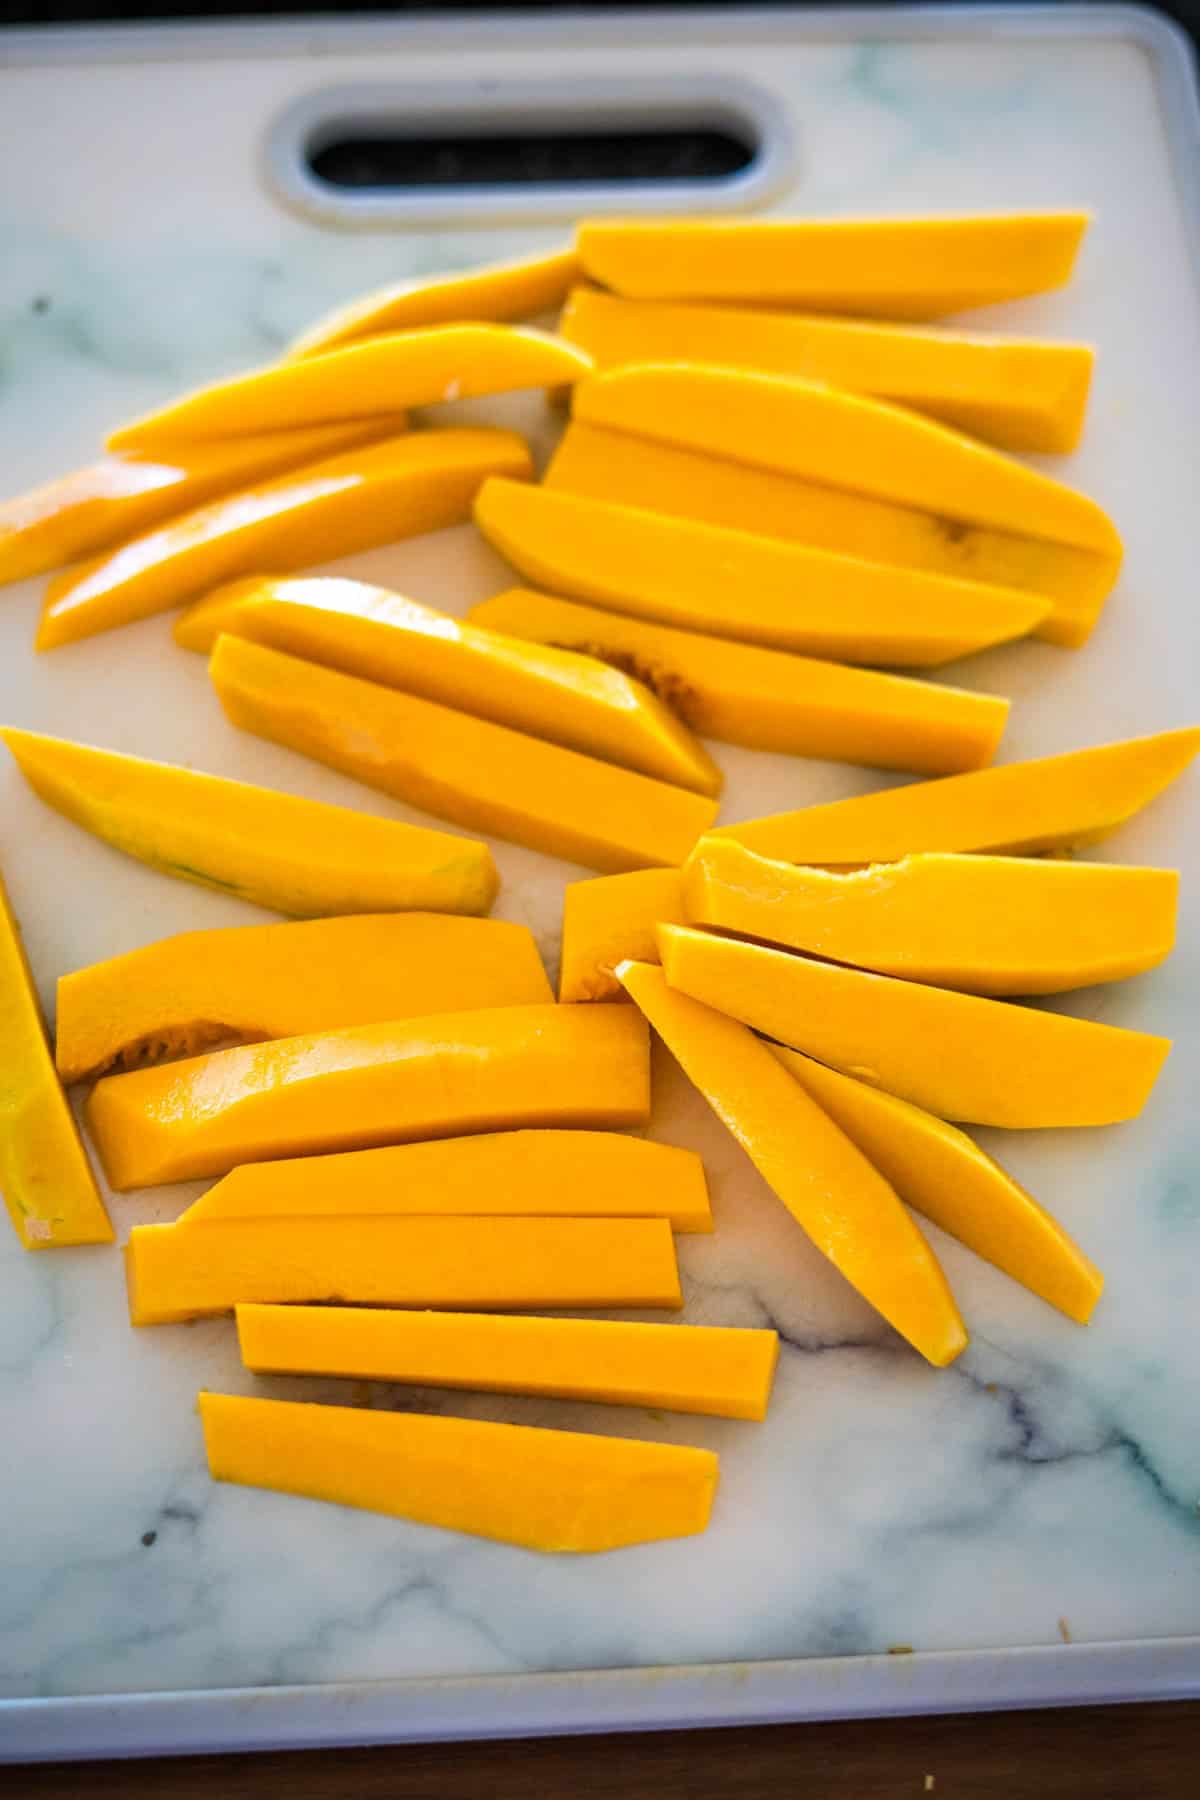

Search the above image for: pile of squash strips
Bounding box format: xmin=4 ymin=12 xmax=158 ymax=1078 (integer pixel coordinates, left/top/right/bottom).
xmin=2 ymin=212 xmax=1196 ymax=1552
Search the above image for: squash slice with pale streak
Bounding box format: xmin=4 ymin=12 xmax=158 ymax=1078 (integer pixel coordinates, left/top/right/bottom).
xmin=546 ymin=423 xmax=1115 ymax=650
xmin=177 ymin=1130 xmax=713 ymax=1233
xmin=200 ymin=1393 xmax=716 ymax=1551
xmin=0 ymin=421 xmax=397 ymax=588
xmin=210 ymin=634 xmax=718 ymax=874
xmin=683 ymin=838 xmax=1179 ymax=995
xmin=236 ymin=1305 xmax=773 ymax=1418
xmin=472 ymin=586 xmax=1014 ymax=775
xmin=0 ymin=870 xmax=113 ymax=1249
xmin=88 ymin=1002 xmax=650 ymax=1189
xmin=56 ymin=913 xmax=550 ymax=1084
xmin=570 ymin=366 xmax=1120 ymax=646
xmin=559 ymin=288 xmax=1094 ymax=453
xmin=617 ymin=960 xmax=965 ymax=1366
xmin=38 ymin=429 xmax=530 ymax=649
xmin=772 ymin=1048 xmax=1103 ymax=1323
xmin=574 ymin=213 xmax=1089 ymax=317
xmin=559 ymin=868 xmax=685 ymax=1002
xmin=289 ymin=249 xmax=580 ymax=358
xmin=658 ymin=925 xmax=1170 ymax=1129
xmin=175 ymin=575 xmax=720 ymax=796
xmin=127 ymin=1214 xmax=680 ymax=1325
xmin=718 ymin=728 xmax=1200 ymax=866
xmin=108 ymin=324 xmax=590 ymax=450
xmin=475 ymin=480 xmax=1045 ymax=672
xmin=0 ymin=727 xmax=497 ymax=918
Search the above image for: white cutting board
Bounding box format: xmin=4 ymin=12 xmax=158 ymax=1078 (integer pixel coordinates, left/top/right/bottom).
xmin=2 ymin=6 xmax=1200 ymax=1762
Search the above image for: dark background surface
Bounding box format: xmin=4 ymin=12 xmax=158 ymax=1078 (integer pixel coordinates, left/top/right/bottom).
xmin=0 ymin=0 xmax=1197 ymax=41
xmin=2 ymin=0 xmax=1197 ymax=1788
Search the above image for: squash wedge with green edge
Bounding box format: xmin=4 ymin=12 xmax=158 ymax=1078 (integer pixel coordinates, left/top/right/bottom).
xmin=0 ymin=727 xmax=498 ymax=918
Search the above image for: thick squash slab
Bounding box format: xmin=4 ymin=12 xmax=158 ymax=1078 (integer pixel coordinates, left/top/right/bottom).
xmin=237 ymin=1306 xmax=773 ymax=1418
xmin=475 ymin=480 xmax=1044 ymax=670
xmin=718 ymin=728 xmax=1200 ymax=866
xmin=683 ymin=839 xmax=1179 ymax=995
xmin=178 ymin=1130 xmax=713 ymax=1233
xmin=38 ymin=430 xmax=530 ymax=649
xmin=211 ymin=634 xmax=718 ymax=874
xmin=88 ymin=1003 xmax=651 ymax=1188
xmin=289 ymin=248 xmax=581 ymax=357
xmin=559 ymin=868 xmax=685 ymax=1003
xmin=560 ymin=289 xmax=1094 ymax=453
xmin=575 ymin=213 xmax=1089 ymax=317
xmin=109 ymin=325 xmax=590 ymax=450
xmin=617 ymin=961 xmax=965 ymax=1365
xmin=772 ymin=1049 xmax=1103 ymax=1323
xmin=200 ymin=1392 xmax=715 ymax=1551
xmin=474 ymin=586 xmax=1016 ymax=775
xmin=56 ymin=914 xmax=550 ymax=1084
xmin=0 ymin=422 xmax=393 ymax=588
xmin=128 ymin=1215 xmax=681 ymax=1324
xmin=0 ymin=872 xmax=112 ymax=1249
xmin=0 ymin=728 xmax=497 ymax=918
xmin=546 ymin=424 xmax=1116 ymax=648
xmin=658 ymin=925 xmax=1171 ymax=1129
xmin=175 ymin=575 xmax=720 ymax=796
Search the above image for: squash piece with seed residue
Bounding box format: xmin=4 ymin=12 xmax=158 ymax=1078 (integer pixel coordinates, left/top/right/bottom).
xmin=56 ymin=913 xmax=550 ymax=1084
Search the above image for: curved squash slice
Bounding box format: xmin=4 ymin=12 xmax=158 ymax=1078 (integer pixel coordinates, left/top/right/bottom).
xmin=0 ymin=727 xmax=497 ymax=918
xmin=38 ymin=429 xmax=530 ymax=650
xmin=546 ymin=424 xmax=1116 ymax=649
xmin=128 ymin=1215 xmax=680 ymax=1324
xmin=175 ymin=575 xmax=721 ymax=796
xmin=87 ymin=1002 xmax=651 ymax=1188
xmin=575 ymin=213 xmax=1089 ymax=317
xmin=210 ymin=634 xmax=718 ymax=874
xmin=772 ymin=1048 xmax=1102 ymax=1323
xmin=178 ymin=1130 xmax=712 ymax=1233
xmin=0 ymin=871 xmax=112 ymax=1249
xmin=475 ymin=479 xmax=1044 ymax=671
xmin=559 ymin=288 xmax=1094 ymax=453
xmin=683 ymin=838 xmax=1179 ymax=995
xmin=658 ymin=925 xmax=1171 ymax=1129
xmin=56 ymin=914 xmax=550 ymax=1084
xmin=617 ymin=960 xmax=965 ymax=1366
xmin=200 ymin=1393 xmax=716 ymax=1551
xmin=559 ymin=869 xmax=685 ymax=1003
xmin=289 ymin=249 xmax=580 ymax=358
xmin=472 ymin=586 xmax=1014 ymax=775
xmin=108 ymin=325 xmax=589 ymax=451
xmin=718 ymin=728 xmax=1200 ymax=866
xmin=236 ymin=1306 xmax=771 ymax=1417
xmin=0 ymin=421 xmax=396 ymax=588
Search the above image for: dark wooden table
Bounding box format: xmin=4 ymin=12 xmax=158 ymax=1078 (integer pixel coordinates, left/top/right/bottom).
xmin=7 ymin=1700 xmax=1200 ymax=1797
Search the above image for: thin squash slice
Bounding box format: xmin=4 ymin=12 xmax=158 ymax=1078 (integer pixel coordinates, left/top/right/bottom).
xmin=617 ymin=960 xmax=965 ymax=1366
xmin=658 ymin=925 xmax=1171 ymax=1129
xmin=559 ymin=868 xmax=685 ymax=1002
xmin=236 ymin=1306 xmax=774 ymax=1418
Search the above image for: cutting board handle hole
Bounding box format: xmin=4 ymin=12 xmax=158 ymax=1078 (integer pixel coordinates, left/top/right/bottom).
xmin=265 ymin=78 xmax=792 ymax=225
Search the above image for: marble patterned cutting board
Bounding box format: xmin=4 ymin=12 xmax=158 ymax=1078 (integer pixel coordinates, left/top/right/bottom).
xmin=1 ymin=6 xmax=1199 ymax=1752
